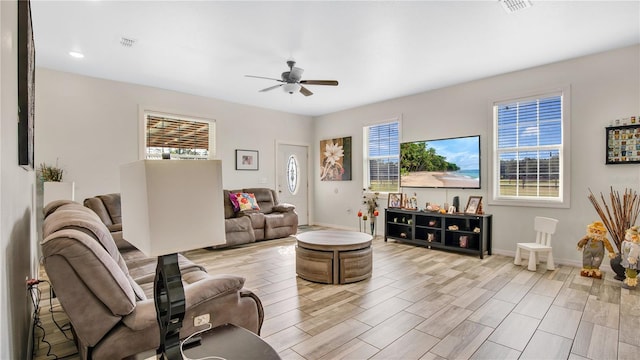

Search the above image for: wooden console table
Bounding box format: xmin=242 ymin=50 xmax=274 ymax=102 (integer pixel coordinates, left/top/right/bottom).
xmin=385 ymin=208 xmax=492 ymax=259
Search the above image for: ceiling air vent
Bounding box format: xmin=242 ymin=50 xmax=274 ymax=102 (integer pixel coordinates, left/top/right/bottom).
xmin=120 ymin=37 xmax=136 ymax=48
xmin=500 ymin=0 xmax=532 ymax=13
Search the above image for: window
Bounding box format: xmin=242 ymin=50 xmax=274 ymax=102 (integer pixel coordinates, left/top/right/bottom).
xmin=287 ymin=154 xmax=299 ymax=195
xmin=364 ymin=120 xmax=400 ymax=192
xmin=143 ymin=112 xmax=215 ymax=160
xmin=492 ymin=90 xmax=570 ymax=207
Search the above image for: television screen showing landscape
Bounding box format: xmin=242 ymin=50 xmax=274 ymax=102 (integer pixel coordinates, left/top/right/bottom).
xmin=400 ymin=135 xmax=480 ymax=189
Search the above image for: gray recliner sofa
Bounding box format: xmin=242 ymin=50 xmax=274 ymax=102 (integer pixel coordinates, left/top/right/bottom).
xmin=222 ymin=188 xmax=298 ymax=248
xmin=42 ymin=200 xmax=264 ymax=359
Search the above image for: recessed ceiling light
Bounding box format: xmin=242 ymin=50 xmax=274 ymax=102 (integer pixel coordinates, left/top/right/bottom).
xmin=69 ymin=51 xmax=84 ymax=59
xmin=500 ymin=0 xmax=532 ymax=13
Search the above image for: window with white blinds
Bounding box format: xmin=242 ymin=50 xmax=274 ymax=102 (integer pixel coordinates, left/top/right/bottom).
xmin=144 ymin=113 xmax=215 ymax=160
xmin=493 ymin=92 xmax=567 ymax=204
xmin=364 ymin=121 xmax=400 ymax=192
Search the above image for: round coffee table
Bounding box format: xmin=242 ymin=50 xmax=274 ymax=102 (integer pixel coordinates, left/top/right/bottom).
xmin=296 ymin=230 xmax=373 ymax=284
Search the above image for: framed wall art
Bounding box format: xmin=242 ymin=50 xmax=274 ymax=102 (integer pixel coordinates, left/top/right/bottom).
xmin=320 ymin=136 xmax=352 ymax=181
xmin=18 ymin=0 xmax=35 ymax=170
xmin=235 ymin=149 xmax=259 ymax=170
xmin=606 ymin=125 xmax=640 ymax=164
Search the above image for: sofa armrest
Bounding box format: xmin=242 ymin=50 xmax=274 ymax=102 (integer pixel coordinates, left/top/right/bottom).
xmin=272 ymin=203 xmax=295 ymax=213
xmin=122 ymin=274 xmax=246 ymax=331
xmin=240 ymin=289 xmax=264 ymax=335
xmin=107 ymin=223 xmax=122 ymax=232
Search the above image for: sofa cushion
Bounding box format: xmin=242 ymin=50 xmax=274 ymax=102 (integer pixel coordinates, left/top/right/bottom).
xmin=228 ymin=192 xmax=241 ymax=212
xmin=97 ymin=193 xmax=122 ymax=225
xmin=237 ymin=193 xmax=260 ymax=211
xmin=243 ymin=188 xmax=275 ymax=214
xmin=223 ymin=190 xmax=236 ymax=219
xmin=43 ymin=204 xmax=147 ymax=301
xmin=42 ymin=229 xmax=138 ymax=316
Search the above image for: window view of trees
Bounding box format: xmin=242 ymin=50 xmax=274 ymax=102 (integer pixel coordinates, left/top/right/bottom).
xmin=499 ymin=152 xmax=560 ymax=197
xmin=400 ymin=142 xmax=460 ymax=176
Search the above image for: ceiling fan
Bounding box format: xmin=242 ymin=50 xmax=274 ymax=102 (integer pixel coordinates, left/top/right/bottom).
xmin=245 ymin=60 xmax=338 ymax=96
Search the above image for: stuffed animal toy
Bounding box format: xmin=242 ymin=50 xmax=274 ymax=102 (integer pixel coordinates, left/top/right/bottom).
xmin=620 ymin=225 xmax=640 ymax=288
xmin=576 ymin=221 xmax=615 ymax=279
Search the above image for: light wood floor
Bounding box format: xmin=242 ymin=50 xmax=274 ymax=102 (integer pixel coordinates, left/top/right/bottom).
xmin=34 ymin=227 xmax=640 ymax=360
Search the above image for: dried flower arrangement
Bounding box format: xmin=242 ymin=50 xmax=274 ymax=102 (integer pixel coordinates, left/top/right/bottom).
xmin=362 ymin=188 xmax=380 ymax=217
xmin=588 ymin=187 xmax=640 ymax=252
xmin=38 ymin=162 xmax=63 ymax=182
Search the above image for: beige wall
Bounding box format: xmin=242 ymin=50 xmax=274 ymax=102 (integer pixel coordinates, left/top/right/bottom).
xmin=313 ymin=45 xmax=640 ymax=267
xmin=35 ymin=69 xmax=313 ymax=202
xmin=1 ymin=0 xmax=39 ymax=358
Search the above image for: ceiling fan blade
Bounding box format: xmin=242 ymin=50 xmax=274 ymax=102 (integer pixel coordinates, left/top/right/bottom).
xmin=300 ymin=86 xmax=313 ymax=97
xmin=245 ymin=75 xmax=283 ymax=82
xmin=300 ymin=80 xmax=339 ymax=86
xmin=289 ymin=67 xmax=304 ymax=82
xmin=259 ymin=84 xmax=283 ymax=92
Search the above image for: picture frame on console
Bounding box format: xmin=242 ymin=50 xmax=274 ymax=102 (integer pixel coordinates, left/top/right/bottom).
xmin=236 ymin=149 xmax=259 ymax=170
xmin=388 ymin=193 xmax=403 ymax=208
xmin=465 ymin=196 xmax=482 ymax=214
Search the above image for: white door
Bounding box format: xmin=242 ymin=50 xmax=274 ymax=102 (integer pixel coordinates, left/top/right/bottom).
xmin=277 ymin=143 xmax=309 ymax=225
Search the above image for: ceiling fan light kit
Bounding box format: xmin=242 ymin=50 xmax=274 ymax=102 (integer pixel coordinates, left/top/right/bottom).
xmin=283 ymin=83 xmax=301 ymax=94
xmin=246 ymin=60 xmax=338 ymax=97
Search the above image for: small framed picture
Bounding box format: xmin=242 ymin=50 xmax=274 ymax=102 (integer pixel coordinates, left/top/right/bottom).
xmin=235 ymin=149 xmax=259 ymax=170
xmin=388 ymin=193 xmax=403 ymax=208
xmin=465 ymin=196 xmax=482 ymax=214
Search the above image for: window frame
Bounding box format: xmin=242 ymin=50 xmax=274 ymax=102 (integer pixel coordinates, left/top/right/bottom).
xmin=139 ymin=109 xmax=216 ymax=160
xmin=489 ymin=86 xmax=571 ymax=208
xmin=363 ymin=118 xmax=401 ymax=194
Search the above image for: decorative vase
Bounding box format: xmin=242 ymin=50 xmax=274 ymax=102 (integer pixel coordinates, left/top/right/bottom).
xmin=610 ymin=254 xmax=626 ymax=281
xmin=370 ymin=221 xmax=375 ymax=236
xmin=43 ymin=181 xmax=75 ymax=206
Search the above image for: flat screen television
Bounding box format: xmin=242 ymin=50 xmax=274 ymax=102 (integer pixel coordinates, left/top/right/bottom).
xmin=400 ymin=135 xmax=480 ymax=189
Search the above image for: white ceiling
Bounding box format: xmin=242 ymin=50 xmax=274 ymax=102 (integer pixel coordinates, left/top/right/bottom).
xmin=31 ymin=1 xmax=640 ymax=117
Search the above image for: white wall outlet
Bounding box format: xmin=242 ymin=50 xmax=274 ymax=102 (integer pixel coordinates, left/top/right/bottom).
xmin=193 ymin=314 xmax=210 ymax=326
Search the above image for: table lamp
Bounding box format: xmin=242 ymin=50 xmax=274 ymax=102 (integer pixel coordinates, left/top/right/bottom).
xmin=120 ymin=160 xmax=225 ymax=359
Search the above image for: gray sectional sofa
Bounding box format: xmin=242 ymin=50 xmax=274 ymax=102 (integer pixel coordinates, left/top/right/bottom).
xmin=84 ymin=188 xmax=298 ymax=250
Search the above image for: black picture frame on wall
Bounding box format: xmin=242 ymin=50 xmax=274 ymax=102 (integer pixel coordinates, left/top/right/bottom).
xmin=235 ymin=150 xmax=259 ymax=170
xmin=18 ymin=0 xmax=35 ymax=170
xmin=606 ymin=124 xmax=640 ymax=165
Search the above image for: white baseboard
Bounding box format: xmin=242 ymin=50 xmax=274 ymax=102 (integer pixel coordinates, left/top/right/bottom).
xmin=492 ymin=248 xmax=582 ymax=268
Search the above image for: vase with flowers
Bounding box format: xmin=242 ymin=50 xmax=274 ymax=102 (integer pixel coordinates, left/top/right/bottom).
xmin=362 ymin=188 xmax=380 ymax=236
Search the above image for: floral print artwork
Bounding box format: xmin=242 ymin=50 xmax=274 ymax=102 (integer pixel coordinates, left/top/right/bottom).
xmin=320 ymin=136 xmax=352 ymax=181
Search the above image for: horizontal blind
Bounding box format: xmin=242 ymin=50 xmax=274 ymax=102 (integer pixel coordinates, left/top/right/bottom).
xmin=145 ymin=114 xmax=214 ymax=160
xmin=495 ymin=94 xmax=562 ymax=199
xmin=367 ymin=122 xmax=399 ymax=191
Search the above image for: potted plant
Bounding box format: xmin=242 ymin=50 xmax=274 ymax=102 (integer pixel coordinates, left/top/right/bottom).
xmin=39 ymin=162 xmax=63 ymax=182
